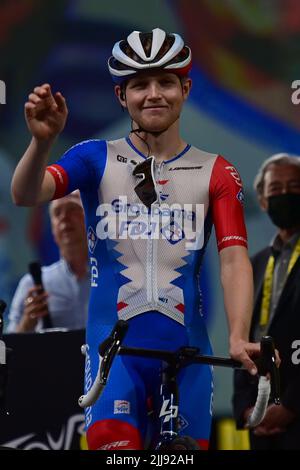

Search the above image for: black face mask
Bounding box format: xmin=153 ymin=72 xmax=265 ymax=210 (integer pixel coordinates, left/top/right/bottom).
xmin=267 ymin=193 xmax=300 ymax=229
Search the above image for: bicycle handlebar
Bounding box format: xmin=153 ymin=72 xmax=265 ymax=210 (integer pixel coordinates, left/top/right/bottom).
xmin=78 ymin=321 xmax=280 ymax=428
xmin=245 ymin=336 xmax=280 ymax=427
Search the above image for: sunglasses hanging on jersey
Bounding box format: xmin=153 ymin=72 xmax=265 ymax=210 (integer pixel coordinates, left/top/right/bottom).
xmin=132 ymin=157 xmax=158 ymax=208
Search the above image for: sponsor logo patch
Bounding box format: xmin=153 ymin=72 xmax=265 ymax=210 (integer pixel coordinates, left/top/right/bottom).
xmin=236 ymin=188 xmax=244 ymax=204
xmin=218 ymin=235 xmax=247 ymax=246
xmin=117 ymin=154 xmax=128 ymax=163
xmin=87 ymin=226 xmax=98 ymax=254
xmin=177 ymin=414 xmax=189 ymax=432
xmin=225 ymin=165 xmax=243 ymax=187
xmin=99 ymin=440 xmax=130 ymax=450
xmin=114 ymin=400 xmax=130 ymax=414
xmin=168 ymin=166 xmax=203 ymax=171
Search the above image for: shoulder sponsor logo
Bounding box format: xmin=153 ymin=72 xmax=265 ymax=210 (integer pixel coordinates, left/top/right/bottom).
xmin=236 ymin=188 xmax=245 ymax=204
xmin=117 ymin=154 xmax=128 ymax=163
xmin=114 ymin=400 xmax=130 ymax=414
xmin=168 ymin=166 xmax=203 ymax=171
xmin=87 ymin=226 xmax=98 ymax=254
xmin=225 ymin=165 xmax=243 ymax=187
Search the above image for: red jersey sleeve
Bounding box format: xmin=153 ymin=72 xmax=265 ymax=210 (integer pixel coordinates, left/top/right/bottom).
xmin=209 ymin=155 xmax=248 ymax=252
xmin=45 ymin=140 xmax=107 ymax=200
xmin=46 ymin=164 xmax=69 ymax=199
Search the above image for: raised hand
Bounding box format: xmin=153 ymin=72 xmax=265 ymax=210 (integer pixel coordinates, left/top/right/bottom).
xmin=24 ymin=83 xmax=68 ymax=141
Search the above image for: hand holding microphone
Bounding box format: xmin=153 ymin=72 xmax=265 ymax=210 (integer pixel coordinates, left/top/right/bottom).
xmin=19 ymin=262 xmax=53 ymax=332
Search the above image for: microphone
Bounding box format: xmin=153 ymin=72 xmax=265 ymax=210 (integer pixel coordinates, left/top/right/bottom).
xmin=0 ymin=301 xmax=7 ymax=366
xmin=28 ymin=261 xmax=53 ymax=329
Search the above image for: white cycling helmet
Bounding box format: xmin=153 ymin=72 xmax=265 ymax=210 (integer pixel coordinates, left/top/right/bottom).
xmin=108 ymin=27 xmax=192 ymax=84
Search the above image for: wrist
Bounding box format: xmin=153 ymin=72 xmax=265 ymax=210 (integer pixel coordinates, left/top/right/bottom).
xmin=17 ymin=315 xmax=37 ymax=333
xmin=229 ymin=336 xmax=248 ymax=348
xmin=31 ymin=135 xmax=56 ymax=151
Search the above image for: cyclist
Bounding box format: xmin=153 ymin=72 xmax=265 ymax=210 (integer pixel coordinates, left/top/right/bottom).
xmin=11 ymin=28 xmax=260 ymax=450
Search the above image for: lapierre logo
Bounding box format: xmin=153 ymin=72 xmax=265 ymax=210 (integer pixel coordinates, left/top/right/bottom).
xmin=159 ymin=399 xmax=178 ymax=423
xmin=0 ymin=80 xmax=6 ymax=104
xmin=168 ymin=165 xmax=203 ymax=171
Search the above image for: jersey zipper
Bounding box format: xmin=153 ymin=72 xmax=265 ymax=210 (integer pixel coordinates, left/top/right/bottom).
xmin=146 ymin=161 xmax=164 ymax=305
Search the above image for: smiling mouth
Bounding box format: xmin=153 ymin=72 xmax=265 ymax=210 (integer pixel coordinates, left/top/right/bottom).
xmin=60 ymin=226 xmax=74 ymax=233
xmin=143 ymin=106 xmax=167 ymax=110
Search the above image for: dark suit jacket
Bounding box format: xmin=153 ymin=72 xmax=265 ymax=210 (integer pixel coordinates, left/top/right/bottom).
xmin=232 ymin=245 xmax=300 ymax=449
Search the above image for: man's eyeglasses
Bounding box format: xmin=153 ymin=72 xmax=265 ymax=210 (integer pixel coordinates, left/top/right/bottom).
xmin=132 ymin=157 xmax=158 ymax=208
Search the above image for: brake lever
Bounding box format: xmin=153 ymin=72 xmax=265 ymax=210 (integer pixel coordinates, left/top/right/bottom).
xmin=98 ymin=320 xmax=129 ymax=384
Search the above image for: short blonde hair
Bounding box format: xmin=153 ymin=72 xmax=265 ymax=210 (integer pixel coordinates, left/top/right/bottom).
xmin=49 ymin=190 xmax=83 ymax=214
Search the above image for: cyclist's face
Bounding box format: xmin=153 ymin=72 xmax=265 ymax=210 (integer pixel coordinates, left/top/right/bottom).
xmin=116 ymin=71 xmax=191 ymax=133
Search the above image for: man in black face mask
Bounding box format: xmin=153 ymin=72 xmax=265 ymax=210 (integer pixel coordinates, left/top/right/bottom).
xmin=232 ymin=153 xmax=300 ymax=449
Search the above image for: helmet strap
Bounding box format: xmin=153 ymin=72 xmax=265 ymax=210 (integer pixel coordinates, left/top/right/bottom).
xmin=129 ymin=121 xmax=151 ymax=158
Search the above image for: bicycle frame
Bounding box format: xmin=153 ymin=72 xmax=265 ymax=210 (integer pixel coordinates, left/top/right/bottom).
xmin=116 ymin=344 xmax=240 ymax=449
xmin=79 ymin=320 xmax=280 ymax=450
